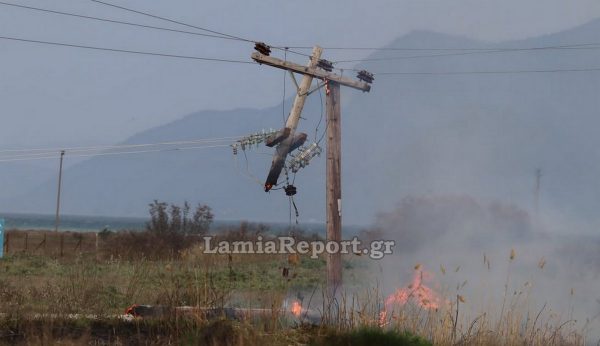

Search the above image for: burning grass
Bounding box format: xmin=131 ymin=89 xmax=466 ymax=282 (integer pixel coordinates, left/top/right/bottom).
xmin=0 ymin=230 xmax=594 ymax=345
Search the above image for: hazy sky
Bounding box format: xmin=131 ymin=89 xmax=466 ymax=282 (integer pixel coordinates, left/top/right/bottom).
xmin=1 ymin=0 xmax=600 ymax=149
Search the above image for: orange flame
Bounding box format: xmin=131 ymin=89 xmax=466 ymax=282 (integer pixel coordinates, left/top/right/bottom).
xmin=380 ymin=268 xmax=445 ymax=327
xmin=386 ymin=268 xmax=446 ymax=310
xmin=290 ymin=300 xmax=302 ymax=317
xmin=386 ymin=269 xmax=445 ymax=310
xmin=379 ymin=310 xmax=387 ymax=327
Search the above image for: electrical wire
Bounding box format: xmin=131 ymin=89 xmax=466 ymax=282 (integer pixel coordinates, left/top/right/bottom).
xmin=0 ymin=144 xmax=231 ymax=163
xmin=317 ymin=87 xmax=328 ymax=145
xmin=373 ymin=67 xmax=600 ymax=76
xmin=282 ymin=48 xmax=288 ymax=125
xmin=0 ymin=136 xmax=244 ymax=156
xmin=287 ymin=43 xmax=600 ymax=72
xmin=90 ymin=0 xmax=251 ymax=43
xmin=232 ymin=150 xmax=264 ymax=187
xmin=291 ymin=196 xmax=299 ymax=225
xmin=314 ymin=83 xmax=324 ymax=144
xmin=0 ymin=142 xmax=232 ymax=160
xmin=89 ymin=0 xmax=310 ymax=58
xmin=0 ymin=1 xmax=239 ymax=41
xmin=333 ymin=45 xmax=600 ymax=64
xmin=275 ymin=47 xmax=311 ymax=58
xmin=288 ymin=196 xmax=292 ymax=230
xmin=0 ymin=1 xmax=309 ymax=58
xmin=0 ymin=35 xmax=255 ymax=64
xmin=8 ymin=1 xmax=599 ymax=76
xmin=285 ymin=43 xmax=600 ymax=51
xmin=5 ymin=0 xmax=600 ymax=69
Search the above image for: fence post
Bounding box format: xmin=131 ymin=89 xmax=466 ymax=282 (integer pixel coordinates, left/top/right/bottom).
xmin=60 ymin=233 xmax=64 ymax=257
xmin=75 ymin=234 xmax=82 ymax=254
xmin=95 ymin=232 xmax=99 ymax=261
xmin=35 ymin=232 xmax=46 ymax=254
xmin=0 ymin=219 xmax=4 ymax=258
xmin=4 ymin=231 xmax=9 ymax=256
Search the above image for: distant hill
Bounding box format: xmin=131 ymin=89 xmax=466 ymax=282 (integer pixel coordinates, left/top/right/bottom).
xmin=5 ymin=19 xmax=600 ymax=230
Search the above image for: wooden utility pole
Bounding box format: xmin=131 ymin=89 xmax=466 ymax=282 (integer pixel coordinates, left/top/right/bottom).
xmin=326 ymin=81 xmax=342 ymax=289
xmin=54 ymin=150 xmax=65 ymax=232
xmin=534 ymin=168 xmax=542 ymax=227
xmin=252 ymin=45 xmax=371 ymax=292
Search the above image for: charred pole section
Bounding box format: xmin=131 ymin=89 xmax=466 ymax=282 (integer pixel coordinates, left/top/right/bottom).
xmin=252 ymin=45 xmax=372 ymax=292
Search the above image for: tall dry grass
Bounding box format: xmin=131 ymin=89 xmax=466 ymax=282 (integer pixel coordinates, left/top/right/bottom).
xmin=0 ymin=229 xmax=593 ymax=345
xmin=311 ymin=248 xmax=587 ymax=346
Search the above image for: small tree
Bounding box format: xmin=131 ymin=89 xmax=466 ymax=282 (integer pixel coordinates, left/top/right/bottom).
xmin=147 ymin=200 xmax=213 ymax=235
xmin=147 ymin=200 xmax=169 ymax=234
xmin=182 ymin=201 xmax=191 ymax=233
xmin=190 ymin=204 xmax=213 ymax=235
xmin=169 ymin=204 xmax=182 ymax=233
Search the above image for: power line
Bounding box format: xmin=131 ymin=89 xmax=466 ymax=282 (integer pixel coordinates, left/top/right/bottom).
xmin=88 ymin=0 xmax=310 ymax=58
xmin=4 ymin=0 xmax=598 ymax=64
xmin=0 ymin=144 xmax=232 ymax=163
xmin=2 ymin=37 xmax=597 ymax=79
xmin=90 ymin=0 xmax=252 ymax=43
xmin=0 ymin=35 xmax=255 ymax=64
xmin=286 ymin=43 xmax=600 ymax=52
xmin=0 ymin=1 xmax=309 ymax=58
xmin=23 ymin=0 xmax=596 ymax=64
xmin=0 ymin=1 xmax=239 ymax=41
xmin=374 ymin=67 xmax=600 ymax=76
xmin=0 ymin=136 xmax=243 ymax=156
xmin=333 ymin=45 xmax=600 ymax=64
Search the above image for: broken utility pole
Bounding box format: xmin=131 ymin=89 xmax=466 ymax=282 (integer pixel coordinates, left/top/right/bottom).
xmin=252 ymin=45 xmax=372 ymax=292
xmin=262 ymin=46 xmax=322 ymax=191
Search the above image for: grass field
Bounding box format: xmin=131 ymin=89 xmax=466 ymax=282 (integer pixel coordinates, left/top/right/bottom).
xmin=0 ymin=228 xmax=589 ymax=345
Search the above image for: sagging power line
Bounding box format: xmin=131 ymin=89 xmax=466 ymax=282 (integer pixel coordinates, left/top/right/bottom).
xmin=0 ymin=136 xmax=242 ymax=155
xmin=88 ymin=0 xmax=310 ymax=57
xmin=0 ymin=144 xmax=231 ymax=163
xmin=372 ymin=67 xmax=600 ymax=76
xmin=4 ymin=0 xmax=600 ymax=75
xmin=0 ymin=0 xmax=308 ymax=58
xmin=5 ymin=33 xmax=598 ymax=76
xmin=0 ymin=1 xmax=238 ymax=41
xmin=0 ymin=35 xmax=254 ymax=64
xmin=333 ymin=44 xmax=600 ymax=64
xmin=285 ymin=42 xmax=600 ymax=52
xmin=0 ymin=136 xmax=243 ymax=163
xmin=90 ymin=0 xmax=251 ymax=43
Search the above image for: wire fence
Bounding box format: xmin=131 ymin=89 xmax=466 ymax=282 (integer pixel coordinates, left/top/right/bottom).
xmin=3 ymin=229 xmax=99 ymax=258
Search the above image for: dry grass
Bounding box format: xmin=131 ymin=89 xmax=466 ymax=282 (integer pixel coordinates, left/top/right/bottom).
xmin=0 ymin=230 xmax=592 ymax=345
xmin=317 ymin=248 xmax=588 ymax=346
